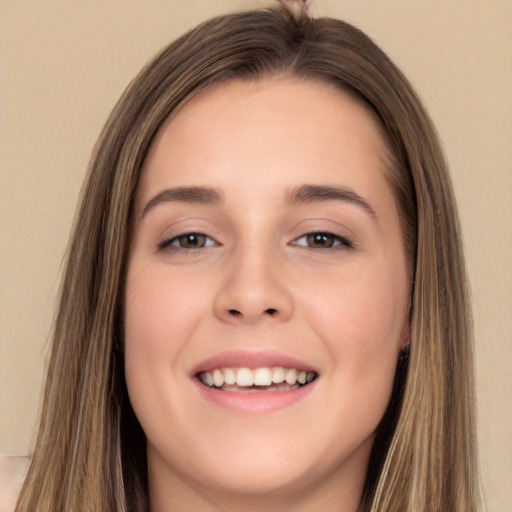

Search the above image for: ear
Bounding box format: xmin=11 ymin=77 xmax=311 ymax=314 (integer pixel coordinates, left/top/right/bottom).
xmin=400 ymin=320 xmax=411 ymax=350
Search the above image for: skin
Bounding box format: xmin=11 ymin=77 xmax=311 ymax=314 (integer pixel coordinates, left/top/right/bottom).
xmin=124 ymin=77 xmax=410 ymax=512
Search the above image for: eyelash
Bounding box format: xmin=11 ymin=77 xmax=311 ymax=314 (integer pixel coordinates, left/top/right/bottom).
xmin=158 ymin=231 xmax=353 ymax=252
xmin=292 ymin=232 xmax=354 ymax=250
xmin=158 ymin=233 xmax=216 ymax=251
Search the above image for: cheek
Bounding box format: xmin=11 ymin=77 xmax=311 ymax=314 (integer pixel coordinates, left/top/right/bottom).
xmin=300 ymin=261 xmax=407 ymax=398
xmin=123 ymin=263 xmax=211 ymax=417
xmin=124 ymin=263 xmax=209 ymax=355
xmin=304 ymin=265 xmax=405 ymax=348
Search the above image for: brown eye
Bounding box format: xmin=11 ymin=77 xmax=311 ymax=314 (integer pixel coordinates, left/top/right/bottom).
xmin=158 ymin=232 xmax=215 ymax=251
xmin=292 ymin=232 xmax=353 ymax=250
xmin=306 ymin=232 xmax=336 ymax=248
xmin=177 ymin=233 xmax=207 ymax=248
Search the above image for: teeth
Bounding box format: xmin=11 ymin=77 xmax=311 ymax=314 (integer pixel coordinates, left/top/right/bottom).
xmin=224 ymin=367 xmax=236 ymax=385
xmin=202 ymin=372 xmax=214 ymax=387
xmin=253 ymin=367 xmax=272 ymax=386
xmin=236 ymin=368 xmax=254 ymax=387
xmin=285 ymin=368 xmax=297 ymax=385
xmin=212 ymin=369 xmax=224 ymax=388
xmin=272 ymin=367 xmax=285 ymax=384
xmin=198 ymin=366 xmax=317 ymax=390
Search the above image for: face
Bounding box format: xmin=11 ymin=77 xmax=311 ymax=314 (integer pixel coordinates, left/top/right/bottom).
xmin=125 ymin=78 xmax=410 ymax=509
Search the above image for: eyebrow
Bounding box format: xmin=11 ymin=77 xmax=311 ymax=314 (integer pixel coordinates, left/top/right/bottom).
xmin=140 ymin=183 xmax=376 ymax=219
xmin=140 ymin=186 xmax=224 ymax=218
xmin=285 ymin=184 xmax=376 ymax=217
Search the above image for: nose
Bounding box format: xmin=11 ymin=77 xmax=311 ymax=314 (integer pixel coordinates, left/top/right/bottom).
xmin=213 ymin=246 xmax=294 ymax=325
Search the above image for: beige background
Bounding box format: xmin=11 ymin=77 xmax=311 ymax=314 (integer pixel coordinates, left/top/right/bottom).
xmin=1 ymin=1 xmax=510 ymax=510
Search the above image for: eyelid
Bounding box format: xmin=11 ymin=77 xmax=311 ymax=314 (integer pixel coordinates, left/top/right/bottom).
xmin=291 ymin=231 xmax=354 ymax=249
xmin=158 ymin=232 xmax=217 ymax=251
xmin=156 ymin=227 xmax=354 ymax=252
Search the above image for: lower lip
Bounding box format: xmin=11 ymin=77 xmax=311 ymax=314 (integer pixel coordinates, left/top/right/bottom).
xmin=193 ymin=379 xmax=317 ymax=414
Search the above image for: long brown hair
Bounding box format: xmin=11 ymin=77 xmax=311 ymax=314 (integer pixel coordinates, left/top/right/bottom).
xmin=16 ymin=7 xmax=481 ymax=512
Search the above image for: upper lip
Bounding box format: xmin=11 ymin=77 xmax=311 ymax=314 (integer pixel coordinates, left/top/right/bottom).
xmin=191 ymin=350 xmax=318 ymax=376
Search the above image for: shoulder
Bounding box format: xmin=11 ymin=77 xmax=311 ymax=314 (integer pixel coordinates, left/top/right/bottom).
xmin=0 ymin=456 xmax=30 ymax=512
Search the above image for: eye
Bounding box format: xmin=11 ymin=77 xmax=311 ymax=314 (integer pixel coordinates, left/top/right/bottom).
xmin=293 ymin=232 xmax=353 ymax=249
xmin=158 ymin=232 xmax=215 ymax=251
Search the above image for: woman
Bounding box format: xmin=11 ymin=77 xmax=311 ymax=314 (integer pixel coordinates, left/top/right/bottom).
xmin=5 ymin=2 xmax=481 ymax=511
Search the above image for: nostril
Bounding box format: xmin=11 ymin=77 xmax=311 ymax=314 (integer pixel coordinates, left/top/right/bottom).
xmin=227 ymin=308 xmax=278 ymax=318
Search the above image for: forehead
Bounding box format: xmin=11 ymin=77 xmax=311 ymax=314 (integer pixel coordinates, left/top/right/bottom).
xmin=137 ymin=77 xmax=392 ymax=206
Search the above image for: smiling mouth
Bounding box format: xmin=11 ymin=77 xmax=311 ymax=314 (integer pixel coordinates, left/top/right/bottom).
xmin=197 ymin=366 xmax=318 ymax=392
